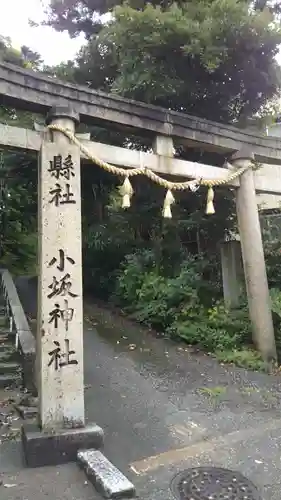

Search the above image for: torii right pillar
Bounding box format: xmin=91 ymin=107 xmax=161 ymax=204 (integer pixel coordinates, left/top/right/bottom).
xmin=231 ymin=148 xmax=277 ymax=364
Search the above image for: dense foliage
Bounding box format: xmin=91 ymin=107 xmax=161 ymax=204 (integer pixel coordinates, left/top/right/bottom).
xmin=0 ymin=39 xmax=42 ymax=273
xmin=0 ymin=151 xmax=37 ymax=273
xmin=45 ymin=1 xmax=281 ymax=38
xmin=45 ymin=0 xmax=281 ymax=124
xmin=114 ymin=251 xmax=252 ymax=350
xmin=0 ymin=35 xmax=42 ymax=69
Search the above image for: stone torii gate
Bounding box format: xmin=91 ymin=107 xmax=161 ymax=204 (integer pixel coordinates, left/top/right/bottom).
xmin=0 ymin=61 xmax=281 ymax=465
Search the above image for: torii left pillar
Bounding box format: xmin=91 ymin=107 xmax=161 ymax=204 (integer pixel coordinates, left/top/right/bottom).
xmin=22 ymin=106 xmax=103 ymax=468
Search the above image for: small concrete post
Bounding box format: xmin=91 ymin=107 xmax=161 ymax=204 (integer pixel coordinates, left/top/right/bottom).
xmin=220 ymin=238 xmax=244 ymax=309
xmin=232 ymin=149 xmax=277 ymax=362
xmin=22 ymin=106 xmax=103 ymax=468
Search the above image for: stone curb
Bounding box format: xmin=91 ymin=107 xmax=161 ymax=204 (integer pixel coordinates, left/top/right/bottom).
xmin=0 ymin=269 xmax=36 ymax=394
xmin=77 ymin=449 xmax=136 ymax=499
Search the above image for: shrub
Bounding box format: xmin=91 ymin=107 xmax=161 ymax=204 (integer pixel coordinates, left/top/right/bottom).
xmin=114 ymin=249 xmax=253 ymax=357
xmin=168 ymin=302 xmax=251 ymax=351
xmin=215 ymin=349 xmax=266 ymax=371
xmin=113 ymin=250 xmax=159 ymax=308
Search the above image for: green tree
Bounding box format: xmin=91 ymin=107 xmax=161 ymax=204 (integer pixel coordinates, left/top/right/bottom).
xmin=42 ymin=0 xmax=281 ymax=302
xmin=44 ymin=0 xmax=281 ymax=38
xmin=44 ymin=1 xmax=281 ymax=123
xmin=0 ymin=150 xmax=37 ymax=274
xmin=0 ymin=35 xmax=42 ymax=69
xmin=0 ymin=37 xmax=41 ymax=273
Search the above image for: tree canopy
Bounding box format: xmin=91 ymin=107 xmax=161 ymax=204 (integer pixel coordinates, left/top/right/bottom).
xmin=45 ymin=0 xmax=281 ymax=39
xmin=44 ymin=0 xmax=281 ymax=123
xmin=0 ymin=38 xmax=41 ymax=273
xmin=0 ymin=35 xmax=42 ymax=69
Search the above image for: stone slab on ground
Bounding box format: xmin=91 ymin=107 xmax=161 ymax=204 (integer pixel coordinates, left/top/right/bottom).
xmin=78 ymin=449 xmax=135 ymax=499
xmin=0 ymin=463 xmax=104 ymax=500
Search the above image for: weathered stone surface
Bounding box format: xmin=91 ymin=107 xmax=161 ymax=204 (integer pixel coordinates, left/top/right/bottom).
xmin=78 ymin=449 xmax=135 ymax=499
xmin=0 ymin=269 xmax=36 ymax=394
xmin=0 ymin=330 xmax=15 ymax=342
xmin=257 ymin=193 xmax=281 ymax=210
xmin=15 ymin=404 xmax=38 ymax=420
xmin=46 ymin=107 xmax=79 ymax=126
xmin=231 ymin=147 xmax=255 ymax=161
xmin=234 ymin=158 xmax=276 ymax=360
xmin=1 ymin=61 xmax=281 ymax=162
xmin=37 ymin=113 xmax=85 ymax=429
xmin=0 ymin=315 xmax=8 ymax=326
xmin=0 ymin=372 xmax=21 ymax=388
xmin=220 ymin=240 xmax=244 ymax=309
xmin=22 ymin=422 xmax=104 ymax=468
xmin=0 ymin=348 xmax=18 ymax=362
xmin=0 ymin=361 xmax=21 ymax=374
xmin=3 ymin=122 xmax=281 ymax=195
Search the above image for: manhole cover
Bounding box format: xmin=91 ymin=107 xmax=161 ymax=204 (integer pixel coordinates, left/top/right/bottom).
xmin=170 ymin=467 xmax=262 ymax=500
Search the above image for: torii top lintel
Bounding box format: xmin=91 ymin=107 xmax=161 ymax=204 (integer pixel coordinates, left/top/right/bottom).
xmin=0 ymin=61 xmax=281 ymax=163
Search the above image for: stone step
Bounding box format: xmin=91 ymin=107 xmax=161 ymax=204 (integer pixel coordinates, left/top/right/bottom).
xmin=0 ymin=341 xmax=14 ymax=352
xmin=0 ymin=299 xmax=6 ymax=308
xmin=0 ymin=341 xmax=15 ymax=352
xmin=0 ymin=315 xmax=8 ymax=327
xmin=0 ymin=362 xmax=21 ymax=375
xmin=0 ymin=373 xmax=21 ymax=389
xmin=0 ymin=330 xmax=16 ymax=342
xmin=15 ymin=404 xmax=38 ymax=420
xmin=0 ymin=322 xmax=12 ymax=331
xmin=0 ymin=349 xmax=18 ymax=362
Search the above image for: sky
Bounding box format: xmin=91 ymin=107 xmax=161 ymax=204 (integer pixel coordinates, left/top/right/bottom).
xmin=0 ymin=0 xmax=85 ymax=65
xmin=0 ymin=0 xmax=280 ymax=67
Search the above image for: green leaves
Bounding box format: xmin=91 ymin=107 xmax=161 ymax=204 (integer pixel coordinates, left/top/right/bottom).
xmin=0 ymin=148 xmax=38 ymax=274
xmin=50 ymin=0 xmax=281 ymax=122
xmin=114 ymin=249 xmax=252 ymax=355
xmin=0 ymin=36 xmax=42 ymax=69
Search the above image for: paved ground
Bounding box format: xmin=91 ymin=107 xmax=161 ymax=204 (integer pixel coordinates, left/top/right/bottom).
xmin=0 ymin=388 xmax=104 ymax=499
xmin=4 ymin=276 xmax=281 ymax=499
xmin=0 ymin=463 xmax=102 ymax=500
xmin=82 ymin=303 xmax=281 ymax=500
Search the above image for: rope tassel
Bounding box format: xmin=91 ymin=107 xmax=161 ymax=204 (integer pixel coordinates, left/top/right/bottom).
xmin=47 ymin=125 xmax=253 ymax=218
xmin=119 ymin=177 xmax=133 ymax=208
xmin=206 ymin=186 xmax=215 ymax=215
xmin=162 ymin=189 xmax=175 ymax=218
